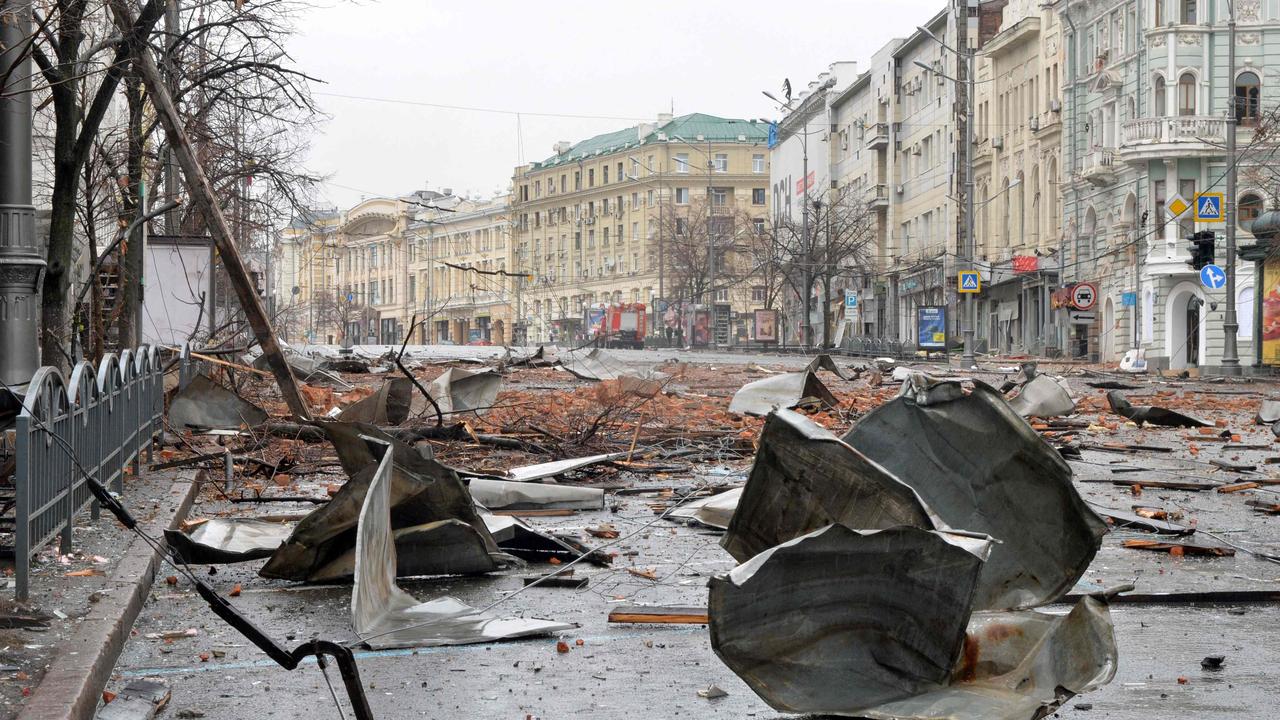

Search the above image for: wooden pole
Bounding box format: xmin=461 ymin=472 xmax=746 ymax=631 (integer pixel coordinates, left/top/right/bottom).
xmin=107 ymin=0 xmax=312 ymax=420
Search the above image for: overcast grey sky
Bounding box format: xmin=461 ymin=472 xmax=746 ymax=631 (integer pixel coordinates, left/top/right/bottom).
xmin=289 ymin=0 xmax=946 ymax=209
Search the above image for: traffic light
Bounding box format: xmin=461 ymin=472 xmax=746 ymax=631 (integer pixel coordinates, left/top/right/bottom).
xmin=1185 ymin=230 xmax=1215 ymax=270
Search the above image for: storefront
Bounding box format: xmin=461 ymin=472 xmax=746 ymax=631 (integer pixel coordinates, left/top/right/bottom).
xmin=897 ymin=264 xmax=945 ymax=344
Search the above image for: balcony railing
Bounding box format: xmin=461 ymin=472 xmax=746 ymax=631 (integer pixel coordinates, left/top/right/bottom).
xmin=1082 ymin=148 xmax=1115 ymax=171
xmin=866 ymin=123 xmax=890 ymax=148
xmin=1121 ymin=116 xmax=1229 ymax=147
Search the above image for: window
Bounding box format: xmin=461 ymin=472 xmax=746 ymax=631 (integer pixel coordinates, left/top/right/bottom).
xmin=646 ymin=189 xmax=654 ymax=206
xmin=617 ymin=162 xmax=623 ymax=182
xmin=1179 ymin=178 xmax=1196 ymax=235
xmin=1182 ymin=0 xmax=1196 ymax=24
xmin=631 ymin=222 xmax=638 ymax=242
xmin=752 ymin=154 xmax=765 ymax=173
xmin=588 ymin=229 xmax=595 ymax=248
xmin=1178 ymin=73 xmax=1196 ymax=116
xmin=603 ymin=226 xmax=610 ymax=246
xmin=631 ymin=192 xmax=638 ymax=208
xmin=560 ymin=175 xmax=567 ymax=193
xmin=675 ymin=153 xmax=689 ymax=173
xmin=711 ymin=188 xmax=727 ymax=206
xmin=1154 ymin=0 xmax=1164 ymax=25
xmin=1154 ymin=75 xmax=1167 ymax=116
xmin=752 ymin=188 xmax=766 ymax=205
xmin=714 ymin=153 xmax=728 ymax=172
xmin=588 ymin=168 xmax=595 ymax=187
xmin=602 ymin=165 xmax=609 ymax=184
xmin=1239 ymin=192 xmax=1264 ymax=230
xmin=630 ymin=158 xmax=640 ymax=178
xmin=675 ymin=218 xmax=688 ymax=235
xmin=1236 ymin=72 xmax=1261 ymax=125
xmin=715 ymin=288 xmax=729 ymax=302
xmin=753 ymin=218 xmax=766 ymax=234
xmin=752 ymin=286 xmax=766 ymax=302
xmin=574 ymin=232 xmax=581 ymax=250
xmin=675 ymin=187 xmax=689 ymax=204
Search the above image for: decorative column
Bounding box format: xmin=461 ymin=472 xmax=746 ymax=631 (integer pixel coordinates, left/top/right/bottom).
xmin=0 ymin=0 xmax=45 ymax=385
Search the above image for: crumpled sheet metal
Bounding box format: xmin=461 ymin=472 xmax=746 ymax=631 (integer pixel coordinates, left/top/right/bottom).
xmin=352 ymin=444 xmax=574 ymax=649
xmin=425 ymin=367 xmax=502 ymax=415
xmin=1006 ymin=373 xmax=1076 ymax=418
xmin=338 ymin=378 xmax=412 ymax=425
xmin=843 ymin=376 xmax=1107 ymax=610
xmin=710 ymin=524 xmax=993 ymax=715
xmin=1106 ymin=390 xmax=1210 ymax=427
xmin=859 ymin=599 xmax=1117 ymax=720
xmin=468 ymin=478 xmax=604 ymax=510
xmin=309 ymin=519 xmax=500 ymax=582
xmin=1256 ymin=399 xmax=1280 ymax=425
xmin=482 ymin=514 xmax=610 ymax=565
xmin=728 ymin=369 xmax=838 ymax=416
xmin=722 ymin=410 xmax=936 ymax=561
xmin=558 ymin=348 xmax=663 ymax=382
xmin=805 ymin=353 xmax=855 ymax=380
xmin=260 ymin=422 xmax=503 ymax=581
xmin=168 ymin=374 xmax=268 ymax=430
xmin=165 ymin=518 xmax=293 ymax=564
xmin=668 ymin=487 xmax=742 ymax=530
xmin=504 ymin=452 xmax=627 ymax=483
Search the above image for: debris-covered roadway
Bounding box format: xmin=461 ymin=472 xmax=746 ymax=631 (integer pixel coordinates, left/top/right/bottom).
xmin=102 ymin=348 xmax=1280 ymax=719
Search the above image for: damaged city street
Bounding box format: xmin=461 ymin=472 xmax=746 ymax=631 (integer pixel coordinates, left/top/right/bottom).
xmin=10 ymin=340 xmax=1280 ymax=719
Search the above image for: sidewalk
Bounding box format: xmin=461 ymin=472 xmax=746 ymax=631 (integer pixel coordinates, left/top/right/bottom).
xmin=3 ymin=467 xmax=199 ymax=720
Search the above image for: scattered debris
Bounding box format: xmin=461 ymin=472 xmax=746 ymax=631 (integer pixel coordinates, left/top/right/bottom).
xmin=168 ymin=374 xmax=268 ymax=431
xmin=165 ymin=518 xmax=294 ymax=564
xmin=337 ymin=378 xmax=412 ymax=425
xmin=96 ymin=678 xmax=170 ymax=720
xmin=728 ymin=369 xmax=837 ymax=416
xmin=1107 ymin=391 xmax=1211 ymax=428
xmin=697 ymin=684 xmax=728 ymax=700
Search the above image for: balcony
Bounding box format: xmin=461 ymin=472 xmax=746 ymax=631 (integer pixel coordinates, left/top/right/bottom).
xmin=1080 ymin=148 xmax=1116 ymax=186
xmin=866 ymin=122 xmax=890 ymax=149
xmin=1118 ymin=116 xmax=1229 ymax=163
xmin=869 ymin=183 xmax=890 ymax=209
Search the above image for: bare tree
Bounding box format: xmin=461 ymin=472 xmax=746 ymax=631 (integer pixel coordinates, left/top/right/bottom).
xmin=770 ymin=184 xmax=876 ymax=347
xmin=650 ymin=195 xmax=764 ymax=310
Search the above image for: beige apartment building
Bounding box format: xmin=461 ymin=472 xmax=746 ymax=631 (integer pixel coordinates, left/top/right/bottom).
xmin=511 ymin=113 xmax=771 ymax=345
xmin=972 ymin=0 xmax=1066 ymax=354
xmin=273 ymin=190 xmax=514 ymax=346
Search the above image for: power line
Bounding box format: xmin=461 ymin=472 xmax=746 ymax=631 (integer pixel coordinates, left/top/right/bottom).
xmin=314 ymin=91 xmax=652 ymax=122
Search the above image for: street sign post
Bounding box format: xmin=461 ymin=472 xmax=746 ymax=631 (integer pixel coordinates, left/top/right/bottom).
xmin=1200 ymin=263 xmax=1226 ymax=289
xmin=1195 ymin=193 xmax=1225 ymax=223
xmin=844 ymin=290 xmax=858 ymax=309
xmin=958 ymin=270 xmax=980 ymax=293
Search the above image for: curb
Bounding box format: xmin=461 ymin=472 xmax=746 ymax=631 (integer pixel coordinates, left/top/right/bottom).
xmin=20 ymin=470 xmax=200 ymax=720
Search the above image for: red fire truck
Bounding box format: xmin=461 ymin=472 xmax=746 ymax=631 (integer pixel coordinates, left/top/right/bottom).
xmin=592 ymin=303 xmax=647 ymax=349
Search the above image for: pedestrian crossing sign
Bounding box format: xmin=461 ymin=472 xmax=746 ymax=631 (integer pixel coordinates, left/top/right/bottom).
xmin=1195 ymin=192 xmax=1225 ymax=222
xmin=958 ymin=270 xmax=981 ymax=293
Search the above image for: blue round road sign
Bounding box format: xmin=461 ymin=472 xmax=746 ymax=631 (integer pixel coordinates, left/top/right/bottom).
xmin=1200 ymin=264 xmax=1226 ymax=290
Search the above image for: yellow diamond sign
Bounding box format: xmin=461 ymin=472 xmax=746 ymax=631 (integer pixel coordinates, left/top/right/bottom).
xmin=1166 ymin=193 xmax=1190 ymax=219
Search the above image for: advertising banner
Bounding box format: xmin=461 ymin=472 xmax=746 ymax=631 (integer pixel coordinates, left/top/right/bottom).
xmin=1263 ymin=258 xmax=1280 ymax=364
xmin=753 ymin=309 xmax=778 ymax=342
xmin=917 ymin=305 xmax=947 ymax=349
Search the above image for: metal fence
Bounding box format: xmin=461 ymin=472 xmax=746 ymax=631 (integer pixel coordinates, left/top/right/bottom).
xmin=14 ymin=345 xmax=165 ymax=600
xmin=843 ymin=335 xmax=910 ymax=358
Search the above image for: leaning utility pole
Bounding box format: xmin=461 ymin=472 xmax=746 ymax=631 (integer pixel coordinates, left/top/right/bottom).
xmin=1221 ymin=0 xmax=1241 ymax=374
xmin=958 ymin=1 xmax=978 ymax=370
xmin=108 ymin=0 xmax=312 ymax=420
xmin=0 ymin=0 xmax=45 ymax=385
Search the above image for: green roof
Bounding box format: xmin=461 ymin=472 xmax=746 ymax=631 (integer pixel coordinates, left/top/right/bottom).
xmin=534 ymin=113 xmax=769 ymax=168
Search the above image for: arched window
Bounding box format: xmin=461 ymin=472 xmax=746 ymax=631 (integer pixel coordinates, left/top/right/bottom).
xmin=1236 ymin=72 xmax=1261 ymax=125
xmin=1178 ymin=73 xmax=1196 ymax=116
xmin=1239 ymin=192 xmax=1264 ymax=230
xmin=1154 ymin=75 xmax=1167 ymax=116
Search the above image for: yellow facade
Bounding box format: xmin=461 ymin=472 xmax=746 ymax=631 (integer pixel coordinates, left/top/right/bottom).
xmin=512 ymin=113 xmax=771 ymax=344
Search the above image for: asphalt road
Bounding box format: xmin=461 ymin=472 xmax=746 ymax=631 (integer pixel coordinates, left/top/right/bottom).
xmin=102 ymin=353 xmax=1280 ymax=719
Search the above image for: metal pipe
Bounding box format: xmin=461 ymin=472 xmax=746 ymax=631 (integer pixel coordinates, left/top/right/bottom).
xmin=0 ymin=0 xmax=44 ymax=385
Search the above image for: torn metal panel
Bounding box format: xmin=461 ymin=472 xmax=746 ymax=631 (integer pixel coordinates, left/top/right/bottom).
xmin=504 ymin=452 xmax=628 ymax=483
xmin=1006 ymin=374 xmax=1076 ymax=418
xmin=1090 ymin=504 xmax=1194 ymax=535
xmin=338 ymin=378 xmax=412 ymax=425
xmin=1257 ymin=399 xmax=1280 ymax=424
xmin=165 ymin=518 xmax=293 ymax=564
xmin=709 ymin=524 xmax=993 ymax=715
xmin=426 ymin=367 xmax=502 ymax=415
xmin=468 ymin=478 xmax=604 ymax=510
xmin=1106 ymin=391 xmax=1210 ymax=427
xmin=558 ymin=348 xmax=661 ymax=382
xmin=859 ymin=598 xmax=1117 ymax=720
xmin=351 ymin=445 xmax=574 ymax=649
xmin=260 ymin=422 xmax=503 ymax=581
xmin=843 ymin=376 xmax=1107 ymax=610
xmin=727 ymin=370 xmax=838 ymax=416
xmin=668 ymin=487 xmax=742 ymax=530
xmin=805 ymin=353 xmax=854 ymax=380
xmin=309 ymin=519 xmax=502 ymax=582
xmin=168 ymin=374 xmax=268 ymax=430
xmin=482 ymin=514 xmax=608 ymax=565
xmin=722 ymin=410 xmax=935 ymax=561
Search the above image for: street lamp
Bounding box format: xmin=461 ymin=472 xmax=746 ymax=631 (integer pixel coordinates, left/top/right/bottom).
xmin=762 ymin=90 xmax=816 ymax=347
xmin=917 ymin=22 xmax=978 ymax=369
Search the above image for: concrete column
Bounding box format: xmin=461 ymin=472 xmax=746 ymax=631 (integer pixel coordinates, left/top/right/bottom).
xmin=0 ymin=1 xmax=45 ymax=385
